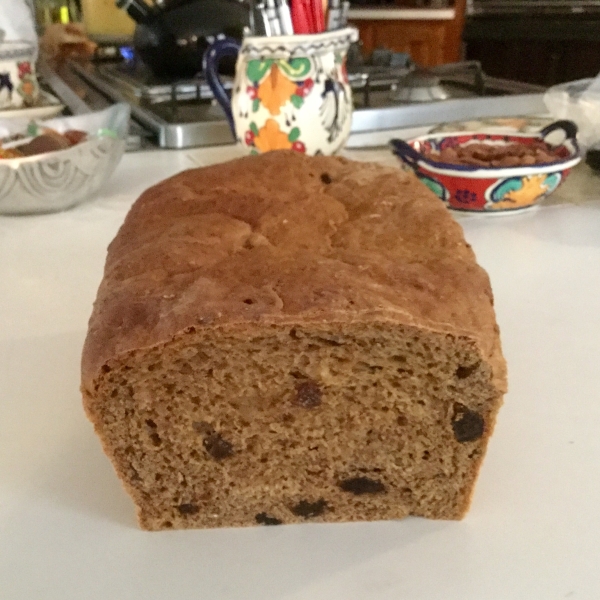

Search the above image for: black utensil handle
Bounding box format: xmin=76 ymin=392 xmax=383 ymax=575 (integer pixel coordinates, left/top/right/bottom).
xmin=115 ymin=0 xmax=152 ymax=24
xmin=390 ymin=138 xmax=422 ymax=169
xmin=540 ymin=120 xmax=578 ymax=145
xmin=203 ymin=37 xmax=241 ymax=136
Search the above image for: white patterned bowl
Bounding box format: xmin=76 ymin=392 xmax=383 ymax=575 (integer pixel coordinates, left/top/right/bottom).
xmin=0 ymin=103 xmax=129 ymax=215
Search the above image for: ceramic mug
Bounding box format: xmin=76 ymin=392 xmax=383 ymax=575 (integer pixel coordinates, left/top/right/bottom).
xmin=203 ymin=28 xmax=358 ymax=155
xmin=0 ymin=41 xmax=39 ymax=109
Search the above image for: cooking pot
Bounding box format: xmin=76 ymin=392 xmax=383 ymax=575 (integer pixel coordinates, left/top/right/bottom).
xmin=116 ymin=0 xmax=251 ymax=78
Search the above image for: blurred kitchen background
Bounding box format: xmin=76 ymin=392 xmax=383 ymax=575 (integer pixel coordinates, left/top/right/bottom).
xmin=26 ymin=0 xmax=600 ymax=150
xmin=34 ymin=0 xmax=600 ymax=86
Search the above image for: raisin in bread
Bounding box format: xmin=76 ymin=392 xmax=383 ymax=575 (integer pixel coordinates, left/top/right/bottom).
xmin=81 ymin=151 xmax=507 ymax=530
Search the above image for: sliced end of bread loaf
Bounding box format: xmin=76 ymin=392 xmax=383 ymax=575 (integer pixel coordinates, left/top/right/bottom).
xmin=84 ymin=318 xmax=502 ymax=530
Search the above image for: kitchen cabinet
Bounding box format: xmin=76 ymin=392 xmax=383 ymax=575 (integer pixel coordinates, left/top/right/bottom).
xmin=464 ymin=15 xmax=600 ymax=86
xmin=350 ymin=19 xmax=446 ymax=66
xmin=349 ymin=0 xmax=465 ymax=66
xmin=80 ymin=0 xmax=135 ymax=37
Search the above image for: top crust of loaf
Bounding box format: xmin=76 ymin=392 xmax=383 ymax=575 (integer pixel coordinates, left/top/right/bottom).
xmin=81 ymin=152 xmax=506 ymax=395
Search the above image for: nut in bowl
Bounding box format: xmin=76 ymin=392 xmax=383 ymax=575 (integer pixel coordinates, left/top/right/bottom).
xmin=391 ymin=120 xmax=581 ymax=213
xmin=0 ymin=103 xmax=130 ymax=215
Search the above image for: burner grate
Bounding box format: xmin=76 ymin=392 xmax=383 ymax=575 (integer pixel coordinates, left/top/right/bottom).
xmin=66 ymin=55 xmax=547 ymax=149
xmin=348 ymin=60 xmax=487 ymax=108
xmin=99 ymin=62 xmax=233 ymax=105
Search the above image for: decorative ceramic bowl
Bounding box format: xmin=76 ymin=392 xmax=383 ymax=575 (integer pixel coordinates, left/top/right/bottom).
xmin=391 ymin=120 xmax=581 ymax=213
xmin=0 ymin=103 xmax=130 ymax=215
xmin=0 ymin=90 xmax=64 ymax=120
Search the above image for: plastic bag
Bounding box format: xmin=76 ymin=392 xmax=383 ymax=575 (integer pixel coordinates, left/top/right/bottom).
xmin=544 ymin=73 xmax=600 ymax=150
xmin=0 ymin=0 xmax=38 ymax=58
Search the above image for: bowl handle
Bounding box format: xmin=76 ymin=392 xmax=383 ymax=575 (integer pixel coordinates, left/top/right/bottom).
xmin=540 ymin=120 xmax=578 ymax=146
xmin=390 ymin=138 xmax=422 ymax=169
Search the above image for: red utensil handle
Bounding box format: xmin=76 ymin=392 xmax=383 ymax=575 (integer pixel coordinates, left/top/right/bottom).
xmin=311 ymin=0 xmax=325 ymax=32
xmin=291 ymin=0 xmax=314 ymax=33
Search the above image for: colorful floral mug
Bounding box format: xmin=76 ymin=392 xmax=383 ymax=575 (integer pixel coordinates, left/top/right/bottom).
xmin=0 ymin=41 xmax=39 ymax=109
xmin=203 ymin=28 xmax=358 ymax=155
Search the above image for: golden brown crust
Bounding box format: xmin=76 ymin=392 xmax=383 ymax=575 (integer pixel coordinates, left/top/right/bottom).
xmin=82 ymin=151 xmax=506 ymax=397
xmin=81 ymin=151 xmax=508 ymax=529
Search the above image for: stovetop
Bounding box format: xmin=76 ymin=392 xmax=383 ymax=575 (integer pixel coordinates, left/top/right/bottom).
xmin=48 ymin=50 xmax=547 ymax=149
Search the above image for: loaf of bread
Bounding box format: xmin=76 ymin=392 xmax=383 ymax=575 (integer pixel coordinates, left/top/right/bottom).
xmin=82 ymin=151 xmax=507 ymax=530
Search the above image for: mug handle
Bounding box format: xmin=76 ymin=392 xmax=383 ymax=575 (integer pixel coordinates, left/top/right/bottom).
xmin=389 ymin=138 xmax=422 ymax=169
xmin=202 ymin=36 xmax=241 ymax=136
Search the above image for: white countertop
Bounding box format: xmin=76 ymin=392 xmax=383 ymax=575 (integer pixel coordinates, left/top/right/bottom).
xmin=1 ymin=142 xmax=600 ymax=600
xmin=348 ymin=7 xmax=455 ymax=20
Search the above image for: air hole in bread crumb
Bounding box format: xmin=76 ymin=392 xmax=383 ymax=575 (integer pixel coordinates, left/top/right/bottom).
xmin=320 ymin=172 xmax=332 ymax=184
xmin=150 ymin=432 xmax=162 ymax=446
xmin=243 ymin=298 xmax=254 ymax=305
xmin=193 ymin=420 xmax=214 ymax=435
xmin=203 ymin=433 xmax=234 ymax=460
xmin=179 ymin=363 xmax=192 ymax=375
xmin=145 ymin=419 xmax=157 ymax=429
xmin=397 ymin=368 xmax=414 ymax=376
xmin=293 ymin=380 xmax=322 ymax=408
xmin=289 ymin=369 xmax=306 ymax=379
xmin=101 ymin=365 xmax=111 ymax=373
xmin=315 ymin=336 xmax=344 ymax=346
xmin=456 ymin=363 xmax=480 ymax=379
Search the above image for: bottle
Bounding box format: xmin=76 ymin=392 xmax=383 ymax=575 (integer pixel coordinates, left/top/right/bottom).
xmin=36 ymin=0 xmax=79 ymax=25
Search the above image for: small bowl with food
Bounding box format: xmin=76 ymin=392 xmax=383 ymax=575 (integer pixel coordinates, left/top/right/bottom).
xmin=0 ymin=103 xmax=129 ymax=215
xmin=390 ymin=120 xmax=581 ymax=213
